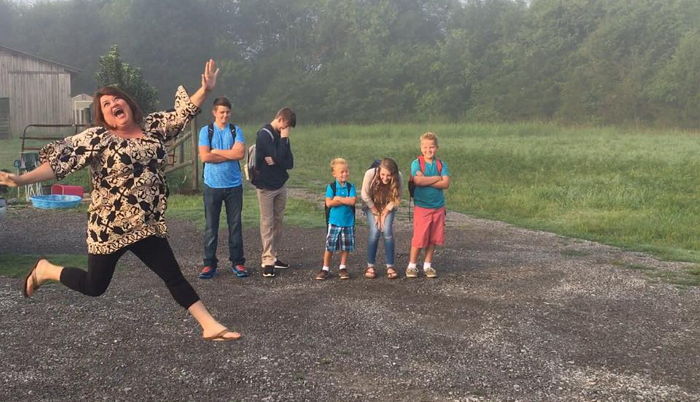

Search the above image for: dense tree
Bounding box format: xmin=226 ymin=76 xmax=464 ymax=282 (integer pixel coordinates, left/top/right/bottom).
xmin=2 ymin=0 xmax=698 ymax=126
xmin=95 ymin=45 xmax=159 ymax=113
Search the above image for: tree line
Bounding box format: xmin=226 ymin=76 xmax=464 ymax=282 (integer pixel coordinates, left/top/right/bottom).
xmin=1 ymin=0 xmax=699 ymax=127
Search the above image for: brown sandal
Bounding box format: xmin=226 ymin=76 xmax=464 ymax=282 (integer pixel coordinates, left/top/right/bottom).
xmin=204 ymin=329 xmax=242 ymax=342
xmin=22 ymin=256 xmax=46 ymax=298
xmin=386 ymin=267 xmax=398 ymax=280
xmin=364 ymin=266 xmax=376 ymax=279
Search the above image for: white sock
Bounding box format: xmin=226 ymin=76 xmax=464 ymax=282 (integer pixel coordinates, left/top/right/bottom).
xmin=339 ymin=264 xmax=347 ymax=270
xmin=423 ymin=262 xmax=432 ymax=270
xmin=322 ymin=266 xmax=330 ymax=271
xmin=408 ymin=263 xmax=417 ymax=269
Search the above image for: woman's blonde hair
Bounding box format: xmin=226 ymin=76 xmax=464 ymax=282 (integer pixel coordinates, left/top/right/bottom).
xmin=370 ymin=158 xmax=400 ymax=210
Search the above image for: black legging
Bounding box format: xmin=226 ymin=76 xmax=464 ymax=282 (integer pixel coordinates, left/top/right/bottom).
xmin=60 ymin=236 xmax=200 ymax=309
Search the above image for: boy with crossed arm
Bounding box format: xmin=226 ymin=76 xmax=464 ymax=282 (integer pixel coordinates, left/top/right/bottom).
xmin=406 ymin=132 xmax=450 ymax=278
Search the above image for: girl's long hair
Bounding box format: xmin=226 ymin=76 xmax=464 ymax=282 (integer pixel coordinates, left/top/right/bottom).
xmin=370 ymin=158 xmax=400 ymax=210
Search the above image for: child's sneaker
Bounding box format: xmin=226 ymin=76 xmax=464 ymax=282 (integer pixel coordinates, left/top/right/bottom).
xmin=424 ymin=266 xmax=438 ymax=278
xmin=315 ymin=270 xmax=329 ymax=280
xmin=232 ymin=264 xmax=249 ymax=278
xmin=339 ymin=269 xmax=350 ymax=280
xmin=405 ymin=266 xmax=419 ymax=278
xmin=198 ymin=266 xmax=217 ymax=279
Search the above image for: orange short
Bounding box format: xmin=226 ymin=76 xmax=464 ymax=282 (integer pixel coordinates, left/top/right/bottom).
xmin=411 ymin=206 xmax=445 ymax=248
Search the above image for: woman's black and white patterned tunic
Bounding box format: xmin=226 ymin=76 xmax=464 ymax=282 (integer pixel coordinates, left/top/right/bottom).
xmin=39 ymin=86 xmax=200 ymax=255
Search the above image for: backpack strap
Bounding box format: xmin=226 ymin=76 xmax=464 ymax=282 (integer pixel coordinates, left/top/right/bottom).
xmin=417 ymin=155 xmax=425 ymax=173
xmin=260 ymin=127 xmax=274 ymax=141
xmin=207 ymin=123 xmax=237 ymax=148
xmin=417 ymin=155 xmax=442 ymax=175
xmin=207 ymin=123 xmax=214 ymax=146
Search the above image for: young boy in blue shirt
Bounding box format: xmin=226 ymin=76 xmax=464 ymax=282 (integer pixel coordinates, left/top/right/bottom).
xmin=316 ymin=158 xmax=356 ymax=280
xmin=407 ymin=132 xmax=450 ymax=278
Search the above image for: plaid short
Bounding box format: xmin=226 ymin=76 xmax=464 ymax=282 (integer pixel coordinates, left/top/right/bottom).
xmin=325 ymin=224 xmax=355 ymax=252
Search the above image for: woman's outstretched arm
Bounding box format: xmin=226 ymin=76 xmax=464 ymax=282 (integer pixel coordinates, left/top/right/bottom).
xmin=0 ymin=163 xmax=56 ymax=187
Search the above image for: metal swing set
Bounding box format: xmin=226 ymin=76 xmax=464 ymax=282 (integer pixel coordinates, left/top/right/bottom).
xmin=14 ymin=123 xmax=88 ymax=201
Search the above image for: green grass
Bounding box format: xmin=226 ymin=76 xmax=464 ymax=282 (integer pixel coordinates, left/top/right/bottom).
xmin=0 ymin=254 xmax=88 ymax=278
xmin=167 ymin=187 xmax=324 ymax=230
xmin=286 ymin=123 xmax=700 ymax=263
xmin=2 ymin=122 xmax=698 ymax=264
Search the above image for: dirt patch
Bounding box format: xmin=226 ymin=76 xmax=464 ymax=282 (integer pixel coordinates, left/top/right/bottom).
xmin=0 ymin=201 xmax=698 ymax=401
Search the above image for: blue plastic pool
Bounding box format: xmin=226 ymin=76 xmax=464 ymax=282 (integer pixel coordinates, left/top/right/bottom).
xmin=30 ymin=195 xmax=82 ymax=209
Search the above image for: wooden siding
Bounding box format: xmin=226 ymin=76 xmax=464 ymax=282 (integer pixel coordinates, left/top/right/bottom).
xmin=0 ymin=98 xmax=9 ymax=139
xmin=0 ymin=49 xmax=74 ymax=138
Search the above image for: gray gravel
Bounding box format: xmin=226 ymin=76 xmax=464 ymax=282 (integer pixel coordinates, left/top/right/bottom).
xmin=0 ymin=204 xmax=698 ymax=401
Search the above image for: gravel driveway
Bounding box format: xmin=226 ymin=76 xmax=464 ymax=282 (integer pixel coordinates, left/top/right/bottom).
xmin=0 ymin=206 xmax=698 ymax=401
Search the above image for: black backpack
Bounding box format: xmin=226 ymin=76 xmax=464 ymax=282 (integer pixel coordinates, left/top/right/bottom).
xmin=202 ymin=123 xmax=238 ymax=177
xmin=325 ymin=182 xmax=355 ymax=226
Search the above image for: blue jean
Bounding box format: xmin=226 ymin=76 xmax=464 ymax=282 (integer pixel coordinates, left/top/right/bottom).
xmin=203 ymin=184 xmax=244 ymax=268
xmin=365 ymin=209 xmax=395 ymax=266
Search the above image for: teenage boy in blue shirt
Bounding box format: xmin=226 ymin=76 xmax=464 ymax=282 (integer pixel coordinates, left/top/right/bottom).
xmin=197 ymin=97 xmax=248 ymax=279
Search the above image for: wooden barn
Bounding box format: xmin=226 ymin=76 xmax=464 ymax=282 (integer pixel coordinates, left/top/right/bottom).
xmin=0 ymin=44 xmax=80 ymax=139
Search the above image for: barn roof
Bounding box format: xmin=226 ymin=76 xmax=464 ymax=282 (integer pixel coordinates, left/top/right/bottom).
xmin=0 ymin=44 xmax=81 ymax=73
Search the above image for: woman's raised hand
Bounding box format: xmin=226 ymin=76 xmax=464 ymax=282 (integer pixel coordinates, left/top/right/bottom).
xmin=0 ymin=171 xmax=19 ymax=187
xmin=201 ymin=59 xmax=220 ymax=92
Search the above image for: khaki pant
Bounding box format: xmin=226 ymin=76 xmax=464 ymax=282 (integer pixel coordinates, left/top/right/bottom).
xmin=256 ymin=185 xmax=287 ymax=266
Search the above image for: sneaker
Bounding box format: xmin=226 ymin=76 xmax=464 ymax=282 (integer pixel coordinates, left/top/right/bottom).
xmin=273 ymin=259 xmax=289 ymax=269
xmin=262 ymin=265 xmax=275 ymax=278
xmin=198 ymin=266 xmax=217 ymax=279
xmin=405 ymin=266 xmax=419 ymax=278
xmin=339 ymin=269 xmax=350 ymax=280
xmin=232 ymin=264 xmax=249 ymax=278
xmin=424 ymin=266 xmax=438 ymax=278
xmin=315 ymin=270 xmax=329 ymax=280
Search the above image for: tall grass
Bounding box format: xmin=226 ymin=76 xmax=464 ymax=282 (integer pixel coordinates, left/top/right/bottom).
xmin=289 ymin=123 xmax=700 ymax=262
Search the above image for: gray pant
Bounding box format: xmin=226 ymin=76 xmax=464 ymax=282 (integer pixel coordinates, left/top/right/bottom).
xmin=256 ymin=185 xmax=287 ymax=266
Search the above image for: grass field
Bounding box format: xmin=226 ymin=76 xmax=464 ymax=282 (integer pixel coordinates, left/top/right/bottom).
xmin=1 ymin=122 xmax=698 ymax=264
xmin=287 ymin=123 xmax=699 ymax=263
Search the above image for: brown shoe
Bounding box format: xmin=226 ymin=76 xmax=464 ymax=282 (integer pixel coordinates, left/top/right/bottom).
xmin=364 ymin=266 xmax=376 ymax=279
xmin=339 ymin=269 xmax=350 ymax=280
xmin=315 ymin=270 xmax=329 ymax=280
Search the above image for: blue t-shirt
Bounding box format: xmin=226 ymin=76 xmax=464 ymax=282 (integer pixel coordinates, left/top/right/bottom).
xmin=411 ymin=158 xmax=450 ymax=208
xmin=198 ymin=124 xmax=245 ymax=188
xmin=325 ymin=180 xmax=356 ymax=227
